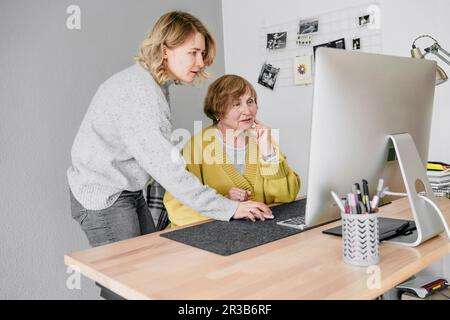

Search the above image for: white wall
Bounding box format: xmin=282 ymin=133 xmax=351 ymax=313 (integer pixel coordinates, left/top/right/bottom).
xmin=222 ymin=0 xmax=450 ymax=279
xmin=222 ymin=0 xmax=450 ymax=195
xmin=0 ymin=0 xmax=224 ymax=299
xmin=381 ymin=0 xmax=450 ymax=164
xmin=428 ymin=0 xmax=450 ymax=163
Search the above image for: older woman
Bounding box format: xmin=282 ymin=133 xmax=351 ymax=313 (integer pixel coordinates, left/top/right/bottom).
xmin=164 ymin=75 xmax=301 ymax=228
xmin=68 ymin=12 xmax=271 ymax=249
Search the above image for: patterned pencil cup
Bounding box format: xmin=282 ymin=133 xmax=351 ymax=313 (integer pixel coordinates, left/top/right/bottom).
xmin=341 ymin=213 xmax=379 ymax=267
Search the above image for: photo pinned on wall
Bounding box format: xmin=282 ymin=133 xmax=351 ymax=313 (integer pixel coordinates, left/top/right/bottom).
xmin=298 ymin=19 xmax=319 ymax=34
xmin=313 ymin=38 xmax=346 ymax=58
xmin=297 ymin=34 xmax=312 ymax=46
xmin=294 ymin=55 xmax=313 ymax=86
xmin=258 ymin=63 xmax=280 ymax=90
xmin=352 ymin=38 xmax=361 ymax=50
xmin=266 ymin=32 xmax=287 ymax=50
xmin=359 ymin=14 xmax=372 ymax=26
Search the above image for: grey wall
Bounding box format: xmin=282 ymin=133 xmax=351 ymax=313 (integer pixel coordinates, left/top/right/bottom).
xmin=0 ymin=0 xmax=224 ymax=299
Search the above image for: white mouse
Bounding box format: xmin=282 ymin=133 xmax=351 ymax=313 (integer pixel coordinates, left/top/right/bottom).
xmin=262 ymin=213 xmax=274 ymax=220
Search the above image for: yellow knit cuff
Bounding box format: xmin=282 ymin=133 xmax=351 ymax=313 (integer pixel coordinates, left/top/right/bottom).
xmin=260 ymin=154 xmax=288 ymax=179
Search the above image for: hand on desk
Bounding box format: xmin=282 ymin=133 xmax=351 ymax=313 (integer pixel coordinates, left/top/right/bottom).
xmin=233 ymin=200 xmax=273 ymax=222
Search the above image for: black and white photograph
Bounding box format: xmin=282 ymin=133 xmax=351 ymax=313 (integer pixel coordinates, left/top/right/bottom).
xmin=352 ymin=38 xmax=361 ymax=50
xmin=298 ymin=19 xmax=319 ymax=34
xmin=313 ymin=38 xmax=346 ymax=57
xmin=359 ymin=14 xmax=371 ymax=26
xmin=266 ymin=32 xmax=287 ymax=49
xmin=257 ymin=63 xmax=280 ymax=90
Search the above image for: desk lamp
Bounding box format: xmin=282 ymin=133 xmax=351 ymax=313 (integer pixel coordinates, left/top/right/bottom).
xmin=411 ymin=35 xmax=449 ymax=85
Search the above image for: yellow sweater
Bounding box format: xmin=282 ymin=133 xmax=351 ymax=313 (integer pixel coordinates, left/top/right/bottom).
xmin=163 ymin=126 xmax=301 ymax=228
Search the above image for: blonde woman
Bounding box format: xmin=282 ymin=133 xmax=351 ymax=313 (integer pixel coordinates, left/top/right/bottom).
xmin=68 ymin=12 xmax=271 ymax=249
xmin=164 ymin=75 xmax=300 ymax=228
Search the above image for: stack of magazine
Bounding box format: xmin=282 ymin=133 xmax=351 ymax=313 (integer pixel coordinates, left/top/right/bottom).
xmin=427 ymin=162 xmax=450 ymax=198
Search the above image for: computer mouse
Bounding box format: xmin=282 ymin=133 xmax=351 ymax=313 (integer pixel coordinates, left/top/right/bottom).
xmin=262 ymin=213 xmax=274 ymax=220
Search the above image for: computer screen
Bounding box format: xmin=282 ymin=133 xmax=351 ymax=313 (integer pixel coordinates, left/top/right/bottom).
xmin=305 ymin=48 xmax=437 ymax=227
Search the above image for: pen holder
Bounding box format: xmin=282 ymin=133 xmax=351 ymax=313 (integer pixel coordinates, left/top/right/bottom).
xmin=341 ymin=213 xmax=380 ymax=267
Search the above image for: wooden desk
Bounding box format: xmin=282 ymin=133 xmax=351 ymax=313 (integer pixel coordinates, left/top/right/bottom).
xmin=64 ymin=197 xmax=450 ymax=300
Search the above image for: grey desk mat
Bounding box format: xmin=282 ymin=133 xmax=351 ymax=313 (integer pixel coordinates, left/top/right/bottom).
xmin=160 ymin=199 xmax=306 ymax=256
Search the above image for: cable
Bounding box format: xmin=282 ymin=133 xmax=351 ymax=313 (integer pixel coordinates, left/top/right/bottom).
xmin=412 ymin=34 xmax=440 ymax=48
xmin=383 ymin=190 xmax=408 ymax=197
xmin=381 ymin=187 xmax=408 ymax=197
xmin=436 ymin=291 xmax=450 ymax=300
xmin=380 ymin=187 xmax=450 ymax=239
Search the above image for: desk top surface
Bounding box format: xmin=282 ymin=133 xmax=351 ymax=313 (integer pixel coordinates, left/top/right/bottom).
xmin=64 ymin=197 xmax=450 ymax=300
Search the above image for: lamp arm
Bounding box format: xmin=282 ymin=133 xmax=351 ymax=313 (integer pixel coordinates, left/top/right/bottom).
xmin=433 ymin=51 xmax=450 ymax=66
xmin=437 ymin=44 xmax=450 ymax=58
xmin=426 ymin=43 xmax=450 ymax=66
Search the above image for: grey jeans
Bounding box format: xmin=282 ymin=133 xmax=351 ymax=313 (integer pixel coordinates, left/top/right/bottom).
xmin=70 ymin=190 xmax=156 ymax=247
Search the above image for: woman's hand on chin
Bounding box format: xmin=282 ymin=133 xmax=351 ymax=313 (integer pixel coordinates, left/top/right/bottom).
xmin=249 ymin=119 xmax=274 ymax=156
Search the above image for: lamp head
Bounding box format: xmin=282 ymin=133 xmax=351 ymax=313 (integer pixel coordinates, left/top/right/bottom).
xmin=411 ymin=47 xmax=425 ymax=59
xmin=435 ymin=65 xmax=448 ymax=85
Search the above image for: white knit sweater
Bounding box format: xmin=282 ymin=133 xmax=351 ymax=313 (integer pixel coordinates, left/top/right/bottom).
xmin=67 ymin=63 xmax=238 ymax=221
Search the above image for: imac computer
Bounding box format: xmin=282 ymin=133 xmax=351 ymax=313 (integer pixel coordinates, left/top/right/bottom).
xmin=295 ymin=47 xmax=449 ymax=246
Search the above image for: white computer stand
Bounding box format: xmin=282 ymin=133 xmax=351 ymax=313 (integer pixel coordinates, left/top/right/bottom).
xmin=382 ymin=133 xmax=450 ymax=247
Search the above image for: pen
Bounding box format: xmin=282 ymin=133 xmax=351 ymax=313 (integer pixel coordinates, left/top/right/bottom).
xmin=351 ymin=185 xmax=362 ymax=214
xmin=371 ymin=178 xmax=384 ymax=209
xmin=345 ymin=205 xmax=350 ymax=214
xmin=371 ymin=195 xmax=380 ymax=211
xmin=348 ymin=193 xmax=357 ymax=214
xmin=362 ymin=179 xmax=372 ymax=213
xmin=352 ymin=184 xmax=357 ymax=196
xmin=343 ymin=198 xmax=350 ymax=214
xmin=359 ymin=202 xmax=367 ymax=214
xmin=331 ymin=191 xmax=346 ymax=213
xmin=376 ymin=179 xmax=384 ymax=198
xmin=356 ymin=199 xmax=362 ymax=214
xmin=355 ymin=183 xmax=364 ymax=205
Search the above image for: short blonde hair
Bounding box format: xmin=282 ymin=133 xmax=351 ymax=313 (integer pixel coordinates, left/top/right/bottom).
xmin=204 ymin=75 xmax=258 ymax=124
xmin=134 ymin=11 xmax=216 ymax=85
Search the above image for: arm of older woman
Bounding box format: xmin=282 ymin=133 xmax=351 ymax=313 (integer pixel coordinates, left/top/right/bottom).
xmin=250 ymin=119 xmax=300 ymax=203
xmin=260 ymin=151 xmax=301 ymax=203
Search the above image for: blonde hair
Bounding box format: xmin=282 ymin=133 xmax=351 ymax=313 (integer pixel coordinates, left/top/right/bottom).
xmin=134 ymin=11 xmax=216 ymax=85
xmin=204 ymin=75 xmax=258 ymax=124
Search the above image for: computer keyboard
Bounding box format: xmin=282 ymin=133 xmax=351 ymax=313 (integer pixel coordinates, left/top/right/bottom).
xmin=276 ymin=216 xmax=306 ymax=230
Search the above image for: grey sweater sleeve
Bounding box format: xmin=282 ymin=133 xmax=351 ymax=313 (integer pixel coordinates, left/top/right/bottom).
xmin=114 ymin=83 xmax=238 ymax=221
